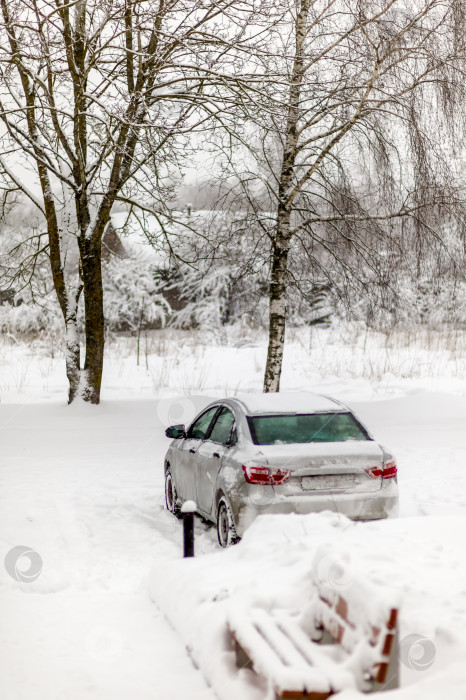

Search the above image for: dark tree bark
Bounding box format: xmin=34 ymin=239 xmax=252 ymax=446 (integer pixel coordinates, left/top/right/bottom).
xmin=80 ymin=236 xmax=105 ymax=404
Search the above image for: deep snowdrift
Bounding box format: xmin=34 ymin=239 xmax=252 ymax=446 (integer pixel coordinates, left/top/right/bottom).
xmin=151 ymin=511 xmax=466 ymax=700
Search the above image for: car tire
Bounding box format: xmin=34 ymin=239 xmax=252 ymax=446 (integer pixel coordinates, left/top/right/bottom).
xmin=165 ymin=469 xmax=182 ymax=519
xmin=217 ymin=497 xmax=240 ymax=548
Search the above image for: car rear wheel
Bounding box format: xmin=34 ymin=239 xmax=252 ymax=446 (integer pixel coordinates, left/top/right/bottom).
xmin=217 ymin=498 xmax=239 ymax=547
xmin=165 ymin=469 xmax=182 ymax=519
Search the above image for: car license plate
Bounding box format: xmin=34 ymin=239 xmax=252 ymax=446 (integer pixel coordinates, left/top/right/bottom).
xmin=301 ymin=474 xmax=356 ymax=490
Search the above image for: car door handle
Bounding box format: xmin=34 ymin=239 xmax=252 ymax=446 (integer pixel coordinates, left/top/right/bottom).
xmin=189 ymin=448 xmax=196 ymax=454
xmin=213 ymin=452 xmax=220 ymax=459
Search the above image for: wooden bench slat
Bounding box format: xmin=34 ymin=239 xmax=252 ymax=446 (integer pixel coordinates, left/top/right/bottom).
xmin=272 ymin=613 xmax=356 ymax=690
xmin=253 ymin=608 xmax=336 ymax=685
xmin=280 ymin=691 xmax=330 ymax=700
xmin=252 ymin=608 xmax=313 ymax=669
xmin=231 ymin=616 xmax=292 ymax=675
xmin=229 ymin=608 xmax=331 ymax=695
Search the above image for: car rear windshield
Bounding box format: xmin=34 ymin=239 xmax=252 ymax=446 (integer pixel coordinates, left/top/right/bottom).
xmin=247 ymin=412 xmax=370 ymax=445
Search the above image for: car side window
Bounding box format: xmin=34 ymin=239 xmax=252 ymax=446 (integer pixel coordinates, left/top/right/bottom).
xmin=208 ymin=407 xmax=235 ymax=445
xmin=187 ymin=407 xmax=219 ymax=440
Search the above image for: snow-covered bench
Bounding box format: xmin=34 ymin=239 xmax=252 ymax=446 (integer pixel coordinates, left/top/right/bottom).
xmin=227 ymin=558 xmax=399 ymax=699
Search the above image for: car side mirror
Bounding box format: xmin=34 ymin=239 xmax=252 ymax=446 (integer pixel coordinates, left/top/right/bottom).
xmin=165 ymin=424 xmax=186 ymax=439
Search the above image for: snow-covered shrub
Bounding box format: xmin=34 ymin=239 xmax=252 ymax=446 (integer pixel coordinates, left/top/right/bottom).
xmin=407 ymin=278 xmax=466 ymax=327
xmin=164 ymin=265 xmax=233 ymax=331
xmin=0 ymin=219 xmax=63 ymax=338
xmin=151 ymin=210 xmax=272 ymax=336
xmin=102 ymin=250 xmax=171 ymax=332
xmin=286 ymin=279 xmax=333 ymax=327
xmin=0 ymin=300 xmax=62 ymax=337
xmin=0 ymin=216 xmax=172 ymax=337
xmin=163 ymin=258 xmax=270 ymax=338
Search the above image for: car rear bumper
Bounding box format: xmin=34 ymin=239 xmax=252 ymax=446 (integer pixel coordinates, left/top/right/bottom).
xmin=234 ymin=483 xmax=399 ymax=537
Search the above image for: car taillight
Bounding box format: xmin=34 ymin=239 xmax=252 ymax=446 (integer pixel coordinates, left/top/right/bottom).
xmin=242 ymin=465 xmax=270 ymax=484
xmin=365 ymin=462 xmax=397 ymax=479
xmin=242 ymin=465 xmax=291 ymax=485
xmin=365 ymin=466 xmax=382 ymax=479
xmin=383 ymin=460 xmax=397 ymax=479
xmin=270 ymin=469 xmax=291 ymax=485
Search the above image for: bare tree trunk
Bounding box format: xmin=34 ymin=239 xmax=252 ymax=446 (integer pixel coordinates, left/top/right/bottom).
xmin=80 ymin=237 xmax=105 ymax=404
xmin=264 ymin=212 xmax=291 ymax=392
xmin=65 ymin=311 xmax=81 ymax=403
xmin=263 ymin=0 xmax=309 ymax=392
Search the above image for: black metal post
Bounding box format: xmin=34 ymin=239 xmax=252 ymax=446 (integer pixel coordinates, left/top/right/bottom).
xmin=182 ymin=500 xmax=196 ymax=557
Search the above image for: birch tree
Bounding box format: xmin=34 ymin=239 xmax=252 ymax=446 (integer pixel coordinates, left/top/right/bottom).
xmin=240 ymin=0 xmax=465 ymax=391
xmin=0 ymin=0 xmax=265 ymax=403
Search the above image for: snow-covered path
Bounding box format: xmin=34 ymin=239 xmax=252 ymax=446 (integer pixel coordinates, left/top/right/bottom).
xmin=0 ymin=400 xmax=217 ymax=700
xmin=1 ymin=591 xmax=215 ymax=700
xmin=1 ymin=390 xmax=466 ymax=700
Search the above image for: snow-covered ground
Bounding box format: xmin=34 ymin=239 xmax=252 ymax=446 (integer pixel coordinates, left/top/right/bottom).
xmin=0 ymin=400 xmax=220 ymax=700
xmin=1 ymin=323 xmax=465 ymax=404
xmin=0 ymin=324 xmax=465 ymax=699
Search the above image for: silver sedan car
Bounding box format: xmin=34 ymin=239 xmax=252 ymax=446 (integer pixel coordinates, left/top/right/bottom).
xmin=163 ymin=393 xmax=399 ymax=546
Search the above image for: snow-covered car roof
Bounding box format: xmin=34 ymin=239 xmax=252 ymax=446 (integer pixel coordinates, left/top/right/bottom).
xmin=231 ymin=392 xmax=344 ymax=415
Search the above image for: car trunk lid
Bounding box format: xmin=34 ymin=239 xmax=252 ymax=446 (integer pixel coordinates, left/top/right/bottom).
xmin=256 ymin=441 xmax=384 ymax=495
